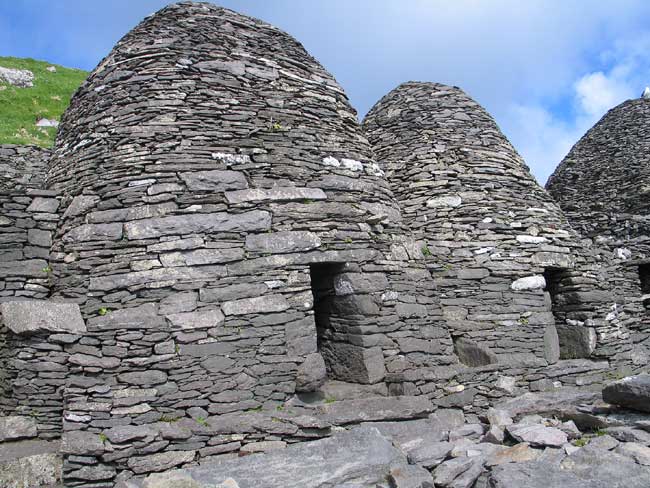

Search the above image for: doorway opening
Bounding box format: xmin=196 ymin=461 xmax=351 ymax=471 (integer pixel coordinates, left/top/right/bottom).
xmin=544 ymin=268 xmax=595 ymax=359
xmin=639 ymin=264 xmax=650 ymax=312
xmin=308 ymin=263 xmax=386 ymax=384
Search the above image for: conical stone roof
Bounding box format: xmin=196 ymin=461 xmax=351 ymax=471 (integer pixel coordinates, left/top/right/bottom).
xmin=363 ymin=82 xmax=624 ymax=367
xmin=546 ymin=98 xmax=650 ymax=239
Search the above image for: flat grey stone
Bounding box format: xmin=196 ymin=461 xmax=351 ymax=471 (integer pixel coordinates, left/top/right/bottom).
xmin=179 ymin=170 xmax=248 ymax=191
xmin=245 ymin=231 xmax=321 ymax=254
xmin=26 ymin=197 xmax=59 ymax=213
xmin=221 ymin=295 xmax=289 ymax=316
xmin=317 ymin=396 xmax=433 ymax=425
xmin=124 ymin=211 xmax=271 ymax=240
xmin=603 ymin=375 xmax=650 ymax=413
xmin=105 ymin=425 xmax=156 ymax=444
xmin=489 ymin=446 xmax=650 ymax=488
xmin=128 ymin=450 xmax=196 ymax=474
xmin=1 ymin=300 xmax=86 ymax=335
xmin=434 ymin=456 xmax=484 ymax=488
xmin=407 ymin=440 xmax=453 ymax=469
xmin=166 ymin=310 xmax=225 ymax=330
xmin=160 ymin=248 xmax=244 ymax=267
xmin=388 ymin=463 xmax=434 ymax=488
xmin=225 ymin=187 xmax=326 ymax=204
xmin=0 ymin=452 xmax=61 ymax=488
xmin=132 ymin=426 xmax=409 ymax=487
xmin=0 ymin=417 xmax=37 ymax=442
xmin=118 ymin=370 xmax=167 ymax=386
xmin=63 ymin=223 xmax=123 ymax=242
xmin=295 ymin=353 xmax=327 ymax=392
xmin=506 ymin=423 xmax=568 ymax=447
xmin=615 ymin=442 xmax=650 ymax=465
xmin=61 ymin=430 xmax=105 ymax=456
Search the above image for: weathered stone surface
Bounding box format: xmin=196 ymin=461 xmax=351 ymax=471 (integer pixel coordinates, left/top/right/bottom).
xmin=63 ymin=222 xmax=123 ymax=242
xmin=221 ymin=295 xmax=290 ymax=316
xmin=603 ymin=375 xmax=650 ymax=413
xmin=295 ymin=353 xmax=327 ymax=392
xmin=128 ymin=450 xmax=196 ymax=474
xmin=506 ymin=422 xmax=568 ymax=447
xmin=131 ymin=427 xmax=410 ymax=487
xmin=0 ymin=66 xmax=34 ymax=87
xmin=615 ymin=442 xmax=650 ymax=465
xmin=0 ymin=452 xmax=61 ymax=488
xmin=454 ymin=338 xmax=497 ymax=366
xmin=318 ymin=396 xmax=433 ymax=425
xmin=179 ymin=170 xmax=248 ymax=191
xmin=485 ymin=443 xmax=540 ymax=466
xmin=511 ymin=275 xmax=546 ymax=291
xmin=124 ymin=211 xmax=271 ymax=239
xmin=61 ymin=430 xmax=105 ymax=455
xmin=434 ymin=456 xmax=484 ymax=488
xmin=166 ymin=310 xmax=225 ymax=330
xmin=407 ymin=440 xmax=453 ymax=469
xmin=245 ymin=231 xmax=321 ymax=254
xmin=105 ymin=425 xmax=156 ymax=444
xmin=0 ymin=416 xmax=37 ymax=442
xmin=1 ymin=300 xmax=86 ymax=335
xmin=490 ymin=446 xmax=650 ymax=487
xmin=118 ymin=370 xmax=168 ymax=386
xmin=225 ymin=187 xmax=326 ymax=204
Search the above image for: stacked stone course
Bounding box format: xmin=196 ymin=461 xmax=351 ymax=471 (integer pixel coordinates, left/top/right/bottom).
xmin=0 ymin=2 xmax=648 ymax=486
xmin=363 ymin=82 xmax=634 ymax=401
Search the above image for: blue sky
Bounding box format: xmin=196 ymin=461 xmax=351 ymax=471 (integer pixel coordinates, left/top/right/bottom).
xmin=2 ymin=0 xmax=650 ymax=184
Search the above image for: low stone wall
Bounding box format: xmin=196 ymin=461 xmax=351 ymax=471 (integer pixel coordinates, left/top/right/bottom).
xmin=0 ymin=301 xmax=86 ymax=438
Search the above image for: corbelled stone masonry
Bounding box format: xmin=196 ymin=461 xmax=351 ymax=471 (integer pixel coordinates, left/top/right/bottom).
xmin=42 ymin=3 xmax=450 ymax=485
xmin=547 ymin=97 xmax=650 ymax=366
xmin=0 ymin=2 xmax=648 ymax=487
xmin=363 ymin=82 xmax=636 ymax=395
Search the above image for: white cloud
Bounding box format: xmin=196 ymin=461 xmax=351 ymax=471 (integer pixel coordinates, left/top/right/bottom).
xmin=501 ymin=30 xmax=650 ymax=185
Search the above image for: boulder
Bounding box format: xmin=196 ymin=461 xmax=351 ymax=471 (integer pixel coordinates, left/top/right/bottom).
xmin=0 ymin=66 xmax=34 ymax=87
xmin=506 ymin=423 xmax=568 ymax=447
xmin=295 ymin=353 xmax=327 ymax=392
xmin=603 ymin=375 xmax=650 ymax=413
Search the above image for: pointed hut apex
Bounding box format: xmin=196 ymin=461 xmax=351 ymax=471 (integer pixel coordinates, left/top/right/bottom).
xmin=642 ymin=87 xmax=650 ymax=99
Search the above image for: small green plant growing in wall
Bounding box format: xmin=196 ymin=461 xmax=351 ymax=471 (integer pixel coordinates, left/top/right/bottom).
xmin=518 ymin=317 xmax=529 ymax=325
xmin=421 ymin=245 xmax=432 ymax=257
xmin=573 ymin=437 xmax=589 ymax=447
xmin=98 ymin=307 xmax=109 ymax=316
xmin=41 ymin=266 xmax=52 ymax=274
xmin=98 ymin=433 xmax=108 ymax=443
xmin=195 ymin=416 xmax=208 ymax=427
xmin=160 ymin=415 xmax=180 ymax=423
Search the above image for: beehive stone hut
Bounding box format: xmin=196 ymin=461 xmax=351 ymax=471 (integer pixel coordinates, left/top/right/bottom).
xmin=547 ymin=96 xmax=650 ymax=365
xmin=37 ymin=2 xmax=449 ymax=484
xmin=363 ymin=82 xmax=634 ymax=390
xmin=1 ymin=3 xmax=649 ymax=486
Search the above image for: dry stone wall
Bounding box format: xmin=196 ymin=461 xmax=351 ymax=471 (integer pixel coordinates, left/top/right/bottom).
xmin=41 ymin=3 xmax=451 ymax=485
xmin=547 ymin=97 xmax=650 ymax=367
xmin=0 ymin=2 xmax=647 ymax=487
xmin=363 ymin=82 xmax=635 ymax=403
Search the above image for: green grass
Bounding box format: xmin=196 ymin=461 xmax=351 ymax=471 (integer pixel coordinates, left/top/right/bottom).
xmin=0 ymin=57 xmax=87 ymax=146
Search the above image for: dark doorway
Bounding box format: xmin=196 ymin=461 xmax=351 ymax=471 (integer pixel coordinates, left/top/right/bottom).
xmin=308 ymin=263 xmax=386 ymax=384
xmin=309 ymin=262 xmax=345 ymax=352
xmin=640 ymin=264 xmax=650 ymax=311
xmin=544 ymin=268 xmax=595 ymax=359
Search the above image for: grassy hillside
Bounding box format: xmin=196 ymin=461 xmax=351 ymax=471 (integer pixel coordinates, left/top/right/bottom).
xmin=0 ymin=57 xmax=88 ymax=147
